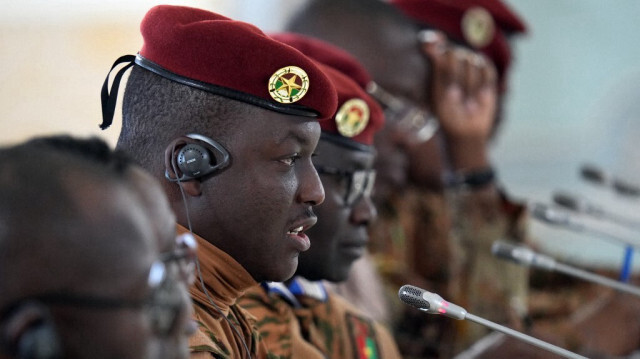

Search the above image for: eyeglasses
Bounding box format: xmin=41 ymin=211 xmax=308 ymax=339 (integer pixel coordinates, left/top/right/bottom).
xmin=0 ymin=233 xmax=198 ymax=337
xmin=315 ymin=165 xmax=376 ymax=206
xmin=160 ymin=232 xmax=198 ymax=285
xmin=366 ymin=82 xmax=439 ymax=144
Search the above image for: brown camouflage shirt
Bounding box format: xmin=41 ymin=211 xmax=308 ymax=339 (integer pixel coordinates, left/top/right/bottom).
xmin=177 ymin=226 xmax=273 ymax=359
xmin=239 ymin=277 xmax=402 ymax=359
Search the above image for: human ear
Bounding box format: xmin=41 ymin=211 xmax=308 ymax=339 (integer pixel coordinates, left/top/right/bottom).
xmin=0 ymin=302 xmax=62 ymax=359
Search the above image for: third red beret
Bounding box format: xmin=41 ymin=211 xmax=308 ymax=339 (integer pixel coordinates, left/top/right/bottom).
xmin=390 ymin=0 xmax=527 ymax=90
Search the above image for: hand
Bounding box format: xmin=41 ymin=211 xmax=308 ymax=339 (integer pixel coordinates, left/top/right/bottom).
xmin=420 ymin=32 xmax=498 ymax=170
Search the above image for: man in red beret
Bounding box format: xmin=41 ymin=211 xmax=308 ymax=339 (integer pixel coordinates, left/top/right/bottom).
xmin=287 ymin=0 xmax=530 ymax=356
xmin=238 ymin=33 xmax=402 ymax=359
xmin=101 ymin=5 xmax=338 ymax=358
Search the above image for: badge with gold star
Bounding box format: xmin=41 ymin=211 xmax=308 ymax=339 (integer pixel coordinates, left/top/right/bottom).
xmin=461 ymin=7 xmax=495 ymax=49
xmin=268 ymin=66 xmax=310 ymax=104
xmin=335 ymin=98 xmax=370 ymax=138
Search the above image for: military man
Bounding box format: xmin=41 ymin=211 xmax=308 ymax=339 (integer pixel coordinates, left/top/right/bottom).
xmin=287 ymin=0 xmax=529 ymax=356
xmin=239 ymin=32 xmax=401 ymax=359
xmin=100 ymin=5 xmax=338 ymax=358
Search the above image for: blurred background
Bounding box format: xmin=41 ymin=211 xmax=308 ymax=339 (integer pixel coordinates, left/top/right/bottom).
xmin=3 ymin=0 xmax=640 ymax=270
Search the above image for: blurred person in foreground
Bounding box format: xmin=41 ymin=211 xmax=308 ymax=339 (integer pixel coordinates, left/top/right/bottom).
xmin=239 ymin=32 xmax=401 ymax=359
xmin=288 ymin=0 xmax=530 ymax=356
xmin=0 ymin=135 xmax=195 ymax=359
xmin=101 ymin=5 xmax=338 ymax=358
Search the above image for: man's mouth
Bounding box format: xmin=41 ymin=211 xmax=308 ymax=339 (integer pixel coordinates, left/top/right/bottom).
xmin=287 ymin=226 xmax=304 ymax=235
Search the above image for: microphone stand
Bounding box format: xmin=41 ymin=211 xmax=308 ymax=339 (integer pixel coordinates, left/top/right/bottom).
xmin=492 ymin=240 xmax=640 ymax=298
xmin=398 ymin=285 xmax=588 ymax=359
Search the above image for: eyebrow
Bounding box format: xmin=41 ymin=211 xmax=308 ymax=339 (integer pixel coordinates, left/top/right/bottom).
xmin=275 ymin=129 xmax=312 ymax=147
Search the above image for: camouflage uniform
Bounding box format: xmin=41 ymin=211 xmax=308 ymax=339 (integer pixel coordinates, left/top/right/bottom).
xmin=335 ymin=186 xmax=529 ymax=358
xmin=178 ymin=226 xmax=273 ymax=359
xmin=239 ymin=277 xmax=402 ymax=359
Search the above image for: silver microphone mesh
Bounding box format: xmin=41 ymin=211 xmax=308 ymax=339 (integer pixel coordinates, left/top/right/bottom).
xmin=398 ymin=285 xmax=430 ymax=310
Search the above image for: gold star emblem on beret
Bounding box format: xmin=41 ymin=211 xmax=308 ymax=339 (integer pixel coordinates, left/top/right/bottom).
xmin=268 ymin=66 xmax=310 ymax=104
xmin=461 ymin=7 xmax=495 ymax=49
xmin=335 ymin=98 xmax=370 ymax=138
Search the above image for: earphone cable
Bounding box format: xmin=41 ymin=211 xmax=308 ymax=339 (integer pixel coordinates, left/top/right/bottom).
xmin=171 ymin=141 xmax=252 ymax=359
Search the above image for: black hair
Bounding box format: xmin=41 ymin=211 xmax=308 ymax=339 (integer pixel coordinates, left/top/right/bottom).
xmin=0 ymin=135 xmax=146 ymax=301
xmin=287 ymin=0 xmax=421 ymax=78
xmin=25 ymin=135 xmax=133 ymax=175
xmin=117 ymin=65 xmax=252 ymax=178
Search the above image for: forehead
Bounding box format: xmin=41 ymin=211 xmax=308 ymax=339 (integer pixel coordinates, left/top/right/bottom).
xmin=62 ymin=176 xmax=156 ymax=293
xmin=367 ymin=28 xmax=429 ymax=106
xmin=235 ymin=107 xmax=322 ymax=147
xmin=314 ymin=139 xmax=375 ymax=170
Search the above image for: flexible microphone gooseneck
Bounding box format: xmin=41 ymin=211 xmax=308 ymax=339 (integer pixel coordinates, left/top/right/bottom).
xmin=398 ymin=285 xmax=588 ymax=359
xmin=492 ymin=241 xmax=640 ymax=298
xmin=553 ymin=190 xmax=640 ymax=231
xmin=530 ymin=202 xmax=640 ymax=248
xmin=580 ymin=164 xmax=640 ymax=197
xmin=531 ymin=202 xmax=639 ymax=281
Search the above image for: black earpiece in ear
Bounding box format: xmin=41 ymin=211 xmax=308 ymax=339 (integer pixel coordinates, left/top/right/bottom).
xmin=177 ymin=143 xmax=213 ymax=178
xmin=166 ymin=133 xmax=230 ymax=182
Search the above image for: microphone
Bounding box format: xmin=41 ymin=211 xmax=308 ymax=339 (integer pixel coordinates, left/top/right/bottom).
xmin=580 ymin=163 xmax=640 ymax=197
xmin=398 ymin=285 xmax=587 ymax=359
xmin=552 ymin=191 xmax=604 ymax=217
xmin=530 ymin=202 xmax=640 ymax=248
xmin=553 ymin=190 xmax=640 ymax=231
xmin=492 ymin=241 xmax=640 ymax=298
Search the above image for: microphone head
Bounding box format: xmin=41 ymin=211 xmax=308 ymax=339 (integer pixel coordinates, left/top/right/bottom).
xmin=530 ymin=203 xmax=571 ymax=226
xmin=552 ymin=191 xmax=585 ymax=213
xmin=491 ymin=240 xmax=534 ymax=266
xmin=580 ymin=164 xmax=608 ymax=185
xmin=398 ymin=285 xmax=430 ymax=310
xmin=399 ymin=285 xmax=467 ymax=319
xmin=613 ymin=178 xmax=640 ymax=197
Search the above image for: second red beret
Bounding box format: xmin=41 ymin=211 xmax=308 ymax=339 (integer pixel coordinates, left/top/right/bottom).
xmin=271 ymin=33 xmax=384 ymax=149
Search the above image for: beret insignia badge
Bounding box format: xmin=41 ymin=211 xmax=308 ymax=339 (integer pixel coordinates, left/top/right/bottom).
xmin=461 ymin=7 xmax=495 ymax=49
xmin=335 ymin=98 xmax=370 ymax=138
xmin=268 ymin=66 xmax=310 ymax=104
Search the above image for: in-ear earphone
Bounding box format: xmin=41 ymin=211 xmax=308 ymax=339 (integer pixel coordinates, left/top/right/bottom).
xmin=166 ymin=133 xmax=230 ymax=182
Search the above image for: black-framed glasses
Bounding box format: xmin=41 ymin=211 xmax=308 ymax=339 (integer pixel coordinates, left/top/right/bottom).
xmin=366 ymin=82 xmax=439 ymax=144
xmin=315 ymin=165 xmax=376 ymax=206
xmin=0 ymin=233 xmax=198 ymax=337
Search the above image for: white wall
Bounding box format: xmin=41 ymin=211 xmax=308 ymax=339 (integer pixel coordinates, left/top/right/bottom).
xmin=3 ymin=0 xmax=640 ymax=269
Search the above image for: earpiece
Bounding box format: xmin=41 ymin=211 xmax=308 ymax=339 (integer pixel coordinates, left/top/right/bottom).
xmin=166 ymin=133 xmax=230 ymax=182
xmin=1 ymin=302 xmax=62 ymax=359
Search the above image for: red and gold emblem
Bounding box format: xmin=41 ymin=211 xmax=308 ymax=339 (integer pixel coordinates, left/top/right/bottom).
xmin=461 ymin=7 xmax=495 ymax=49
xmin=335 ymin=98 xmax=369 ymax=138
xmin=268 ymin=66 xmax=310 ymax=104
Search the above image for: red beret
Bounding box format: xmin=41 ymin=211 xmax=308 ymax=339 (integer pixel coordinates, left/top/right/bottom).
xmin=390 ymin=0 xmax=527 ymax=90
xmin=318 ymin=64 xmax=384 ymax=148
xmin=137 ymin=5 xmax=337 ymax=120
xmin=270 ymin=33 xmax=372 ymax=88
xmin=272 ymin=33 xmax=384 ymax=149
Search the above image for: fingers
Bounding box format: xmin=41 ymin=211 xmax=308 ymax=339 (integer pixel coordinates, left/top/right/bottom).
xmin=418 ymin=29 xmax=447 ymax=59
